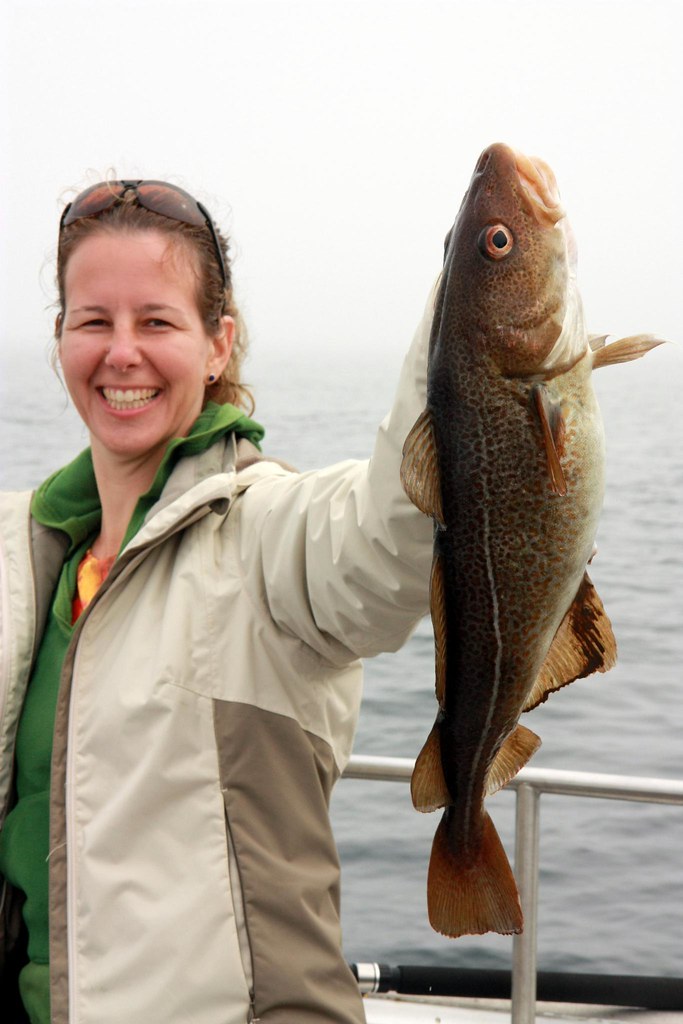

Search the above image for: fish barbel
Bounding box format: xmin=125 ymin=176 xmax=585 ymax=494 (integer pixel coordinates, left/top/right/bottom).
xmin=401 ymin=143 xmax=664 ymax=938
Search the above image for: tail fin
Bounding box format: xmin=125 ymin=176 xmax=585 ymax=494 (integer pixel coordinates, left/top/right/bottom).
xmin=427 ymin=808 xmax=523 ymax=937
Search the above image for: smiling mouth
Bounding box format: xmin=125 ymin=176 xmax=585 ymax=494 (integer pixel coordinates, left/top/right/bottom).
xmin=101 ymin=387 xmax=161 ymax=411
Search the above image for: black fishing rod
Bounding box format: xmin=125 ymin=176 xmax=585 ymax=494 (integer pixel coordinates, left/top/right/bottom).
xmin=350 ymin=963 xmax=683 ymax=1011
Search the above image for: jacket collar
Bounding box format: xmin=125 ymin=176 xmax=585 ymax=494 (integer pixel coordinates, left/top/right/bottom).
xmin=30 ymin=402 xmax=264 ymax=556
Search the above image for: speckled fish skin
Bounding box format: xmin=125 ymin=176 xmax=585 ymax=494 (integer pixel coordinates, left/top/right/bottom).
xmin=436 ymin=146 xmax=599 ymax=873
xmin=434 ymin=151 xmax=603 ymax=775
xmin=401 ymin=142 xmax=661 ymax=939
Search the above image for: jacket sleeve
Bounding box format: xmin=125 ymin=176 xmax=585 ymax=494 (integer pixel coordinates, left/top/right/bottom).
xmin=234 ymin=279 xmax=438 ymax=665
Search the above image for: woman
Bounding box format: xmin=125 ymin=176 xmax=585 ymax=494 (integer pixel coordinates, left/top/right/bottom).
xmin=0 ymin=180 xmax=434 ymax=1024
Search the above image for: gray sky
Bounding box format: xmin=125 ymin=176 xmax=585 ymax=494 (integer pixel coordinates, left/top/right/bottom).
xmin=1 ymin=0 xmax=682 ymax=365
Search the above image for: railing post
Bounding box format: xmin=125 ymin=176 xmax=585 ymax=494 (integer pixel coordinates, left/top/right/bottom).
xmin=511 ymin=782 xmax=541 ymax=1024
xmin=342 ymin=755 xmax=683 ymax=1018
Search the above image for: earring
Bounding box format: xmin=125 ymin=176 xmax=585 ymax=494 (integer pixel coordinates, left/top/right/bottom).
xmin=207 ymin=373 xmax=217 ymax=384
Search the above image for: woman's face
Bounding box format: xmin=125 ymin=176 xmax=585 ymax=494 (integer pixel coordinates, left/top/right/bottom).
xmin=59 ymin=229 xmax=233 ymax=476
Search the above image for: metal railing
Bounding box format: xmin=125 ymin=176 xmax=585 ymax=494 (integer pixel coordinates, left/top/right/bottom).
xmin=342 ymin=754 xmax=683 ymax=1024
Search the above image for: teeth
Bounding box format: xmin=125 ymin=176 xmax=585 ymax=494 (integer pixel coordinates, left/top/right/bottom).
xmin=102 ymin=387 xmax=159 ymax=410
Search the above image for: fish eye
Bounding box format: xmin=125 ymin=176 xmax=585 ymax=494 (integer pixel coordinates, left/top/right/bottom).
xmin=479 ymin=223 xmax=514 ymax=260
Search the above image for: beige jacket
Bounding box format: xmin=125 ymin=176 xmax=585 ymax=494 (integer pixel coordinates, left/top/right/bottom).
xmin=0 ymin=288 xmax=434 ymax=1024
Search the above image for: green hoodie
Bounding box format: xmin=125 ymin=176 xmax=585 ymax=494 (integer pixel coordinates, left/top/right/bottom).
xmin=0 ymin=402 xmax=264 ymax=1024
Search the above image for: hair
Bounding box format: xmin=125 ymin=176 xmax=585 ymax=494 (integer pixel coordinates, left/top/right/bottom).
xmin=55 ymin=191 xmax=254 ymax=414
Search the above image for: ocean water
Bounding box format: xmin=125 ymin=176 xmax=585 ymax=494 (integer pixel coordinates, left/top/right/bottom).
xmin=1 ymin=335 xmax=682 ymax=980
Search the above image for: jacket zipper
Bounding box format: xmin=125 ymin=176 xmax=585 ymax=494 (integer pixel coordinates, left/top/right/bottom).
xmin=224 ymin=806 xmax=258 ymax=1020
xmin=66 ymin=642 xmax=81 ymax=1024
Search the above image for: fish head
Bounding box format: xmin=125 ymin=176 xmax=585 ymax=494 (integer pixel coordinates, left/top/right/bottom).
xmin=438 ymin=143 xmax=586 ymax=377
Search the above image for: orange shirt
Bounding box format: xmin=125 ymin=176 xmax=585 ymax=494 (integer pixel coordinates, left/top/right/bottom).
xmin=71 ymin=550 xmax=115 ymax=624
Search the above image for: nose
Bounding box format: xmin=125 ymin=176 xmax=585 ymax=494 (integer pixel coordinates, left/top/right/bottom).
xmin=104 ymin=326 xmax=143 ymax=372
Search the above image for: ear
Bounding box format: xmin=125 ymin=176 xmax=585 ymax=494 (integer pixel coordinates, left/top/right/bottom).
xmin=208 ymin=315 xmax=235 ymax=378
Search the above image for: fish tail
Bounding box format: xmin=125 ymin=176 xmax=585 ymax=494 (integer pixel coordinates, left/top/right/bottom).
xmin=427 ymin=808 xmax=523 ymax=938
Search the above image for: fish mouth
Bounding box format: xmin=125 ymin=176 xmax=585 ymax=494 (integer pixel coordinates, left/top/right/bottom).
xmin=511 ymin=148 xmax=565 ymax=225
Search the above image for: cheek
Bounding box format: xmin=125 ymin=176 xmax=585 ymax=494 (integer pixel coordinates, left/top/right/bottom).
xmin=183 ymin=337 xmax=214 ymax=377
xmin=162 ymin=345 xmax=213 ymax=409
xmin=58 ymin=338 xmax=99 ymax=397
xmin=57 ymin=340 xmax=78 ymax=385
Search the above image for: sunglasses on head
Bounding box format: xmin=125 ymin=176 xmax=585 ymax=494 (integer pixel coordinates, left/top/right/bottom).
xmin=59 ymin=180 xmax=228 ymax=290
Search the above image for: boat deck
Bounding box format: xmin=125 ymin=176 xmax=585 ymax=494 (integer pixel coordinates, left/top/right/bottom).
xmin=364 ymin=994 xmax=682 ymax=1023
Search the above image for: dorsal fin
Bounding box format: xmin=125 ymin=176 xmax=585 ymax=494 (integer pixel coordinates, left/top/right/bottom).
xmin=401 ymin=408 xmax=444 ymax=526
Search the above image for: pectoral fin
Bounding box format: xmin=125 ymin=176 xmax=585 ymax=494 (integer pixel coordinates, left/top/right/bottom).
xmin=485 ymin=724 xmax=542 ymax=796
xmin=531 ymin=384 xmax=567 ymax=497
xmin=523 ymin=572 xmax=617 ymax=712
xmin=401 ymin=409 xmax=445 ymax=526
xmin=592 ymin=334 xmax=666 ymax=369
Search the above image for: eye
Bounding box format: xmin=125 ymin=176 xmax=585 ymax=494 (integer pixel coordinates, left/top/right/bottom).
xmin=478 ymin=223 xmax=514 ymax=260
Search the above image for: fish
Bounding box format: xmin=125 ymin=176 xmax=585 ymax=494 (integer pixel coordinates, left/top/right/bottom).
xmin=401 ymin=143 xmax=664 ymax=939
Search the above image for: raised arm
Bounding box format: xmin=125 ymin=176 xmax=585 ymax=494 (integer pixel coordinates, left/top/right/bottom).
xmin=233 ymin=280 xmax=438 ymax=664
